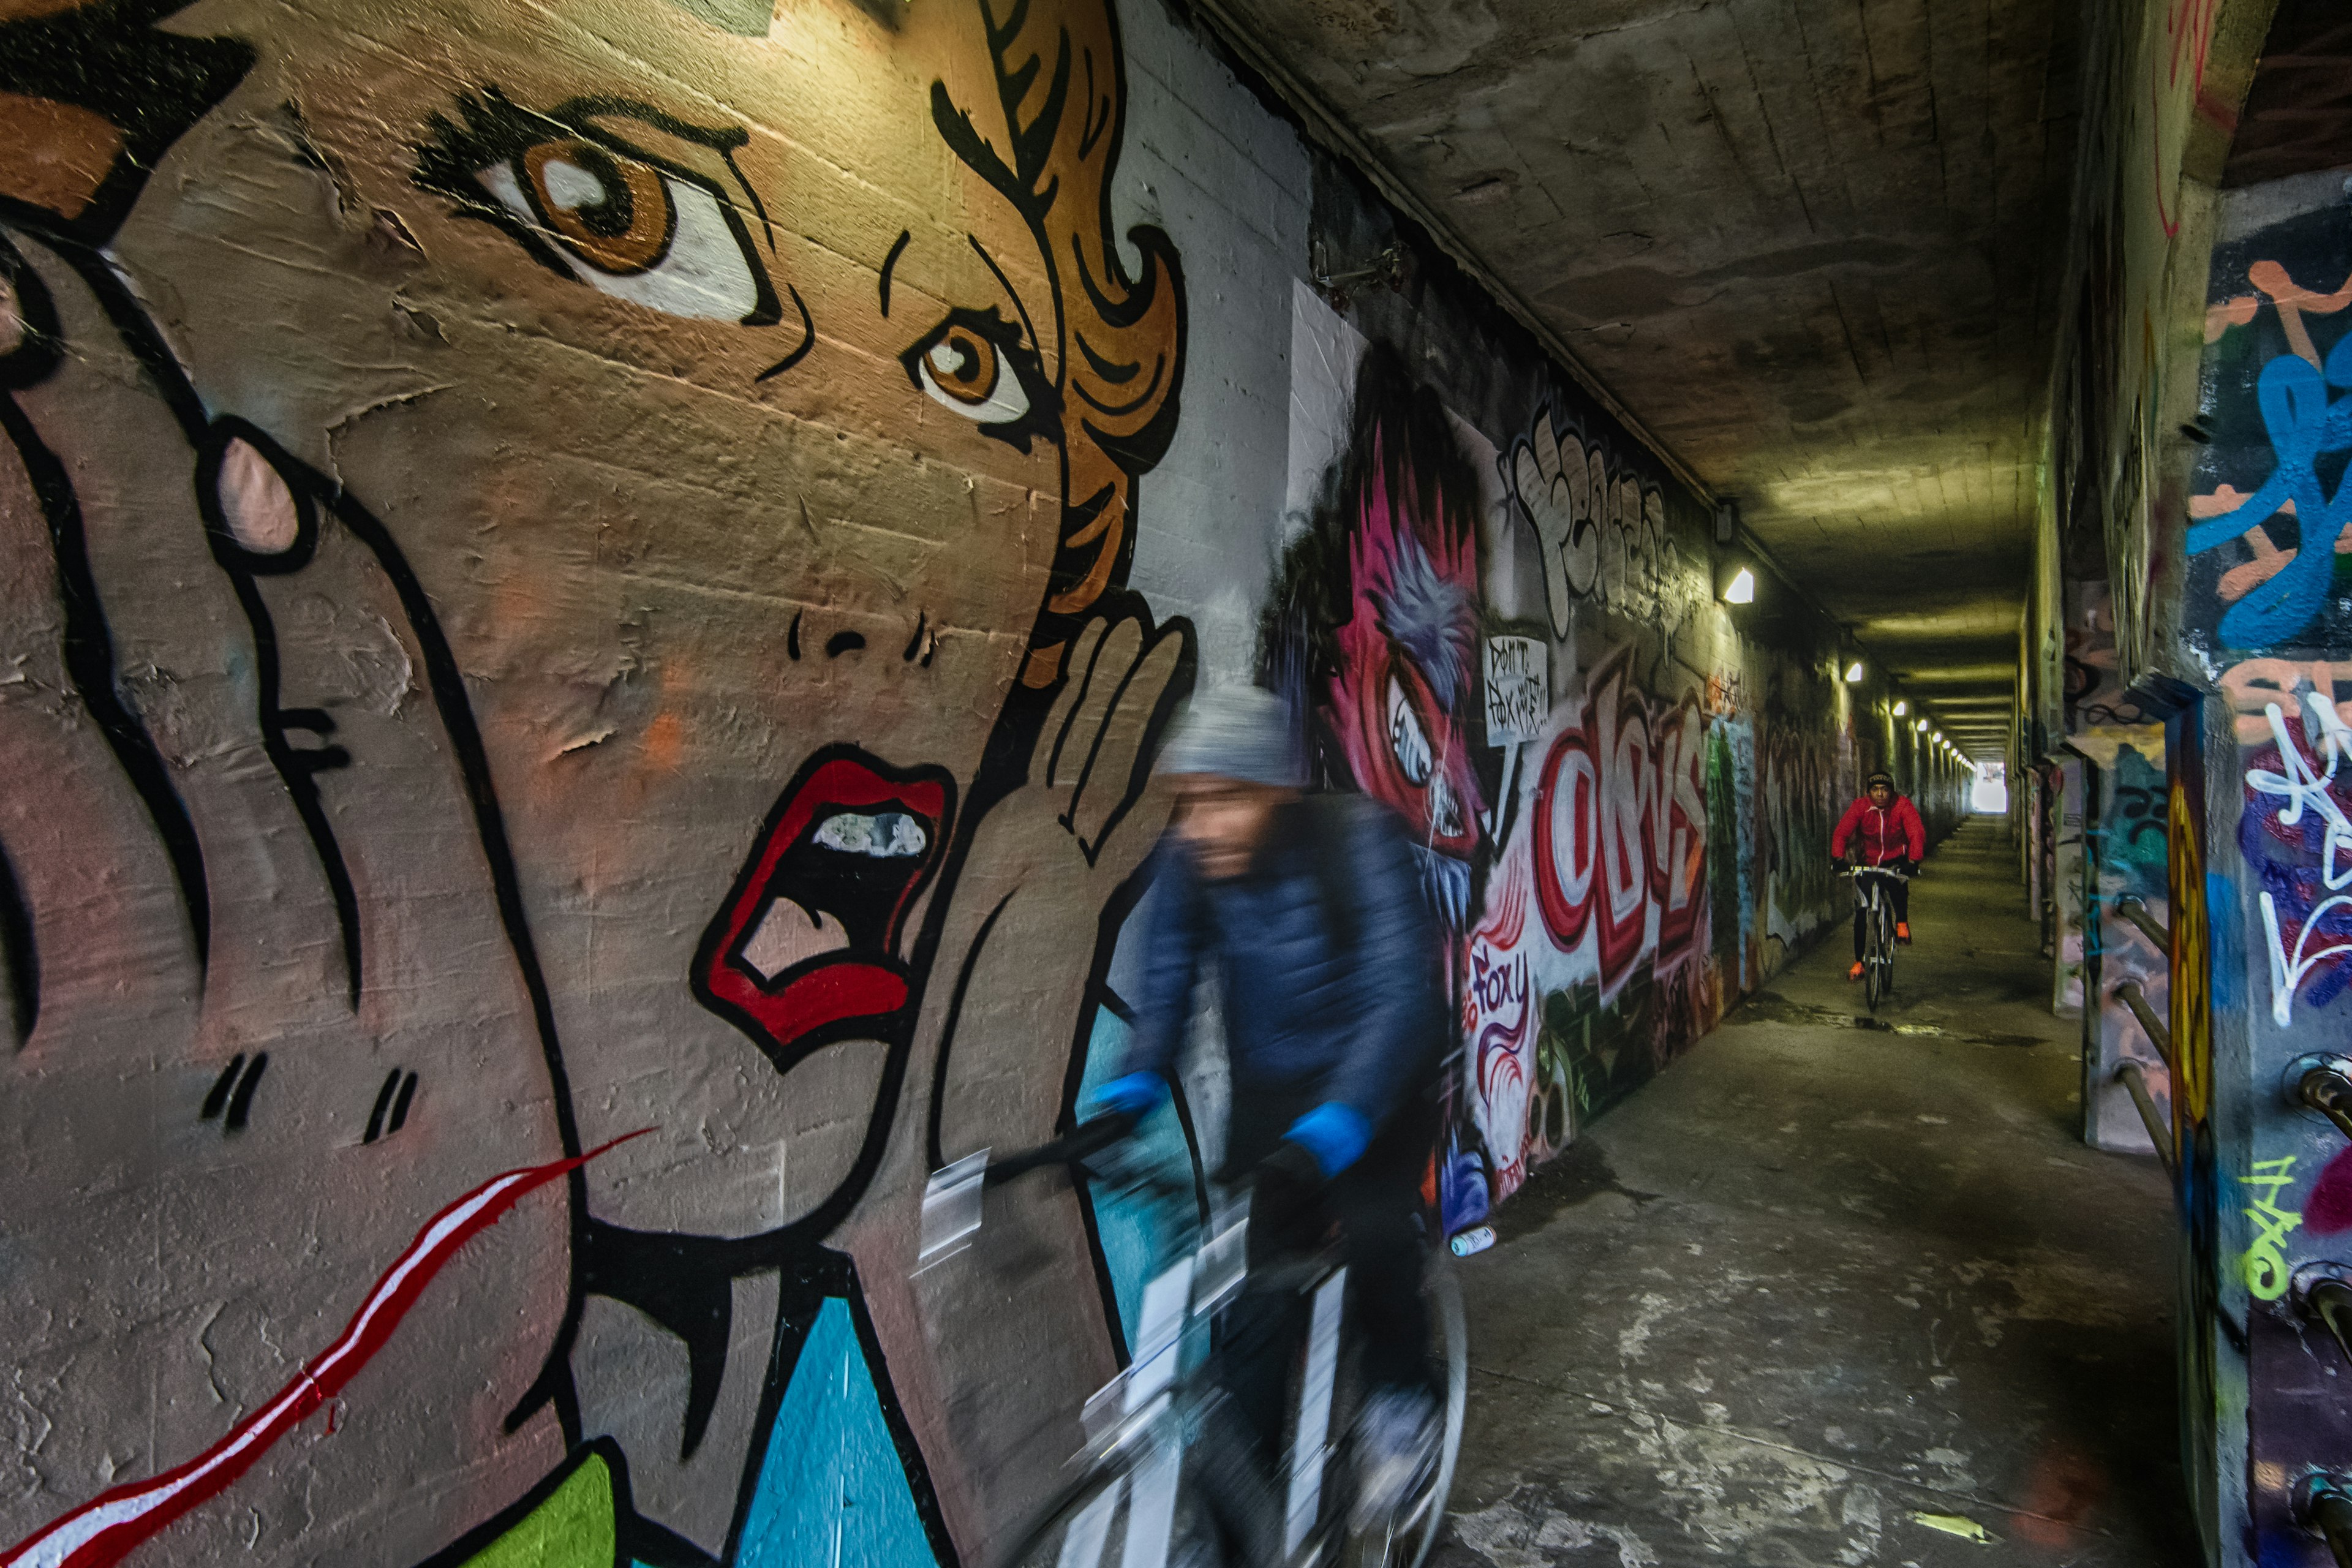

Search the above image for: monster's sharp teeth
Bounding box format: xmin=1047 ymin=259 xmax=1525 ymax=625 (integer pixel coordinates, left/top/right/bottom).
xmin=1431 ymin=775 xmax=1464 ymax=839
xmin=813 ymin=810 xmax=930 ymax=858
xmin=741 ymin=895 xmax=852 ymax=981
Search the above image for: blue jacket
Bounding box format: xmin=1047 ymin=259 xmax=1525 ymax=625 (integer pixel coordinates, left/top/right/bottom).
xmin=1124 ymin=795 xmax=1447 ymax=1167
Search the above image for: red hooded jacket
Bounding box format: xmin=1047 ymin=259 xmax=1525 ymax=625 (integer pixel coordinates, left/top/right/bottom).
xmin=1832 ymin=794 xmax=1924 ymax=865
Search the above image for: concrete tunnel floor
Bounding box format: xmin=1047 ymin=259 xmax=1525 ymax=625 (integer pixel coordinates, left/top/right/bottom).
xmin=1431 ymin=818 xmax=2194 ymax=1568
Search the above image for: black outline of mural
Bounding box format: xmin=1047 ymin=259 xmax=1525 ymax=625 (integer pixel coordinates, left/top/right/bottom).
xmin=689 ymin=744 xmax=960 ymax=1079
xmin=0 ymin=838 xmax=34 ymax=1046
xmin=188 ymin=420 xmax=362 ymax=1006
xmin=0 ymin=1 xmax=1200 ymax=1566
xmin=0 ymin=241 xmax=211 ymax=982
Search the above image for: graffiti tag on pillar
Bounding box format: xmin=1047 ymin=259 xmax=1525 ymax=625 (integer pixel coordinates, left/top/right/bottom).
xmin=2192 ymin=249 xmax=2352 ymax=652
xmin=2242 ymin=693 xmax=2352 ymax=1023
xmin=2239 ymin=1156 xmax=2302 ymax=1302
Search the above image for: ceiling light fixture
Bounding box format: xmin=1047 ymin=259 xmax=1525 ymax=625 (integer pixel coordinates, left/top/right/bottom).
xmin=1724 ymin=568 xmax=1755 ymax=605
xmin=1844 ymin=661 xmax=1864 ymax=683
xmin=1893 ymin=701 xmax=1907 ymax=716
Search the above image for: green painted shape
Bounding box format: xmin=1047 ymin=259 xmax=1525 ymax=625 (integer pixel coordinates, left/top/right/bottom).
xmin=462 ymin=1451 xmax=617 ymax=1568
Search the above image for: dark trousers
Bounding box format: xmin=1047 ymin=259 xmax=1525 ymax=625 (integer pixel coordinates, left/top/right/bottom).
xmin=1852 ymin=866 xmax=1911 ymax=957
xmin=1216 ymin=1106 xmax=1434 ymax=1471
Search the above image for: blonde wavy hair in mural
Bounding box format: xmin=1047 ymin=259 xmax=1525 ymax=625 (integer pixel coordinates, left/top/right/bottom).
xmin=934 ymin=0 xmax=1188 ymax=688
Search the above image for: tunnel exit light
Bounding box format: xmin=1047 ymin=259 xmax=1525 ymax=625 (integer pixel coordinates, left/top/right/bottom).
xmin=1843 ymin=661 xmax=1864 ymax=682
xmin=1724 ymin=568 xmax=1755 ymax=605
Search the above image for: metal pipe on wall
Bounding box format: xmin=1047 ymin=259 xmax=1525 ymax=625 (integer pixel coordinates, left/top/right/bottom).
xmin=2115 ymin=1061 xmax=2176 ymax=1175
xmin=2112 ymin=980 xmax=2174 ymax=1069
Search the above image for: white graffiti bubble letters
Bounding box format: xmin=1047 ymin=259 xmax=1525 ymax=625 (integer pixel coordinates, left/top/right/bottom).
xmin=1502 ymin=407 xmax=1678 ymax=638
xmin=2249 ymin=693 xmax=2352 ymax=1025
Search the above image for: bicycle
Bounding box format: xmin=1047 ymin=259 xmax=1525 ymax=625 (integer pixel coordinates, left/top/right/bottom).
xmin=919 ymin=1117 xmax=1468 ymax=1568
xmin=1839 ymin=861 xmax=1912 ymax=1012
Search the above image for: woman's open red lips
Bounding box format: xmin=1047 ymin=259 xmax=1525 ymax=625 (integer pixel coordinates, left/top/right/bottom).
xmin=692 ymin=747 xmax=954 ymax=1071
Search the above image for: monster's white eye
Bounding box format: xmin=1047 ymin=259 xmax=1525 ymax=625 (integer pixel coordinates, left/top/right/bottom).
xmin=914 ymin=322 xmax=1032 ymax=426
xmin=477 ymin=138 xmax=764 ymax=322
xmin=1388 ymin=675 xmax=1433 ymax=787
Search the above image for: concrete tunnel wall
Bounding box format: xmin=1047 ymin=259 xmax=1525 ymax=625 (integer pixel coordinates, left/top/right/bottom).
xmin=2022 ymin=0 xmax=2352 ymax=1561
xmin=0 ymin=1 xmax=1971 ymax=1564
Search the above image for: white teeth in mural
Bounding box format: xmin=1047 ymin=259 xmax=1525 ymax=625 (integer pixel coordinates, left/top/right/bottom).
xmin=1389 ymin=675 xmax=1434 ymax=786
xmin=741 ymin=896 xmax=853 ymax=980
xmin=1430 ymin=772 xmax=1466 ymax=840
xmin=813 ymin=810 xmax=929 ymax=858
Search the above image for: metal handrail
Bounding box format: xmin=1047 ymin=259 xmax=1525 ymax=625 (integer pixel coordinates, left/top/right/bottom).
xmin=2301 ymin=1063 xmax=2352 ymax=1145
xmin=2114 ymin=895 xmax=2171 ymax=951
xmin=2297 ymin=1473 xmax=2352 ymax=1567
xmin=2114 ymin=1061 xmax=2176 ymax=1175
xmin=2111 ymin=980 xmax=2174 ymax=1069
xmin=2301 ymin=1275 xmax=2352 ymax=1371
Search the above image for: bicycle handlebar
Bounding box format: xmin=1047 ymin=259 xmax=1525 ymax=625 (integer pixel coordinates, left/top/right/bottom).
xmin=981 ymin=1113 xmax=1137 ymax=1187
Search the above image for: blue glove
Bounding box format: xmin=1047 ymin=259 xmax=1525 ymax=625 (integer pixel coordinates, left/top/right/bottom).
xmin=1283 ymin=1102 xmax=1372 ymax=1180
xmin=1091 ymin=1071 xmax=1169 ymax=1122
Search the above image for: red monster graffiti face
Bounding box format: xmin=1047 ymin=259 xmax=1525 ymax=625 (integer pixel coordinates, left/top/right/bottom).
xmin=1328 ymin=431 xmax=1484 ymax=864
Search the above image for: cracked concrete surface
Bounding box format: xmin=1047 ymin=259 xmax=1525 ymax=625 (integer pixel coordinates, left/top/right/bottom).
xmin=1210 ymin=0 xmax=2078 ymax=750
xmin=1434 ymin=819 xmax=2193 ymax=1566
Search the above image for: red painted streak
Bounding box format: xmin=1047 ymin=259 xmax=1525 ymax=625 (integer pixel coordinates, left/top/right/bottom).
xmin=2152 ymin=0 xmax=2218 ymax=239
xmin=0 ymin=1133 xmax=647 ymax=1568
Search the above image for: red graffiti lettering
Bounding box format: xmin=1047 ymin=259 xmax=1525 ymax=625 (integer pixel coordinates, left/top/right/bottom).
xmin=1531 ymin=653 xmax=1708 ymax=993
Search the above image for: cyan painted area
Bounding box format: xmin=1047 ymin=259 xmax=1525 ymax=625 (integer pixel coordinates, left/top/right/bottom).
xmin=736 ymin=1298 xmax=936 ymax=1568
xmin=1077 ymin=1005 xmax=1202 ymax=1354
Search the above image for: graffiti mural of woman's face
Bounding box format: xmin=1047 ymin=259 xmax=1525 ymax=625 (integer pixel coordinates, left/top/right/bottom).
xmin=92 ymin=0 xmax=1183 ymax=1232
xmin=0 ymin=2 xmax=1185 ymax=1558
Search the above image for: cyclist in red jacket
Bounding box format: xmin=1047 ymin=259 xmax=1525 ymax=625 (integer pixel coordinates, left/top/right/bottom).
xmin=1831 ymin=769 xmax=1926 ymax=980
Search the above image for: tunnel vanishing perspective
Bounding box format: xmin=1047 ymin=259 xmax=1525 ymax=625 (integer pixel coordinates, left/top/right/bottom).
xmin=0 ymin=0 xmax=2339 ymax=1564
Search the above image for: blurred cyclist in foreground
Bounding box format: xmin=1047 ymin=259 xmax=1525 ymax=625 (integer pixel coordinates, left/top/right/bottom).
xmin=1831 ymin=767 xmax=1926 ymax=979
xmin=1091 ymin=684 xmax=1449 ymax=1550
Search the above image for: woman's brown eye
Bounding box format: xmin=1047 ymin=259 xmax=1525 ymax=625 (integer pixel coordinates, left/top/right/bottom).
xmin=914 ymin=321 xmax=1031 ymax=426
xmin=522 ymin=139 xmax=674 ymax=276
xmin=924 ymin=326 xmax=1001 ymax=406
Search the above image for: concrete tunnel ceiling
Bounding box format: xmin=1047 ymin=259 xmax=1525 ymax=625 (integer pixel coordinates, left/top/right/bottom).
xmin=1205 ymin=0 xmax=2084 ymax=753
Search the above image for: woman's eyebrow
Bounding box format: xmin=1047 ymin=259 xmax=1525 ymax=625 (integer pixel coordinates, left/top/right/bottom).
xmin=969 ymin=235 xmax=1040 ymax=358
xmin=879 ymin=229 xmax=911 ymax=317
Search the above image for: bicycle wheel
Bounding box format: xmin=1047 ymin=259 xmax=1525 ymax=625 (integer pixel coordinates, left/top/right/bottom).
xmin=1411 ymin=1250 xmax=1468 ymax=1568
xmin=1001 ymin=1439 xmax=1226 ymax=1568
xmin=1863 ymin=892 xmax=1889 ymax=1012
xmin=1341 ymin=1249 xmax=1468 ymax=1568
xmin=1878 ymin=899 xmax=1898 ymax=1000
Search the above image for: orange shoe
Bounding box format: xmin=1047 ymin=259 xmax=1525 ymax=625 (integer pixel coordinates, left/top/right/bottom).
xmin=1896 ymin=922 xmax=1912 ymax=944
xmin=1849 ymin=961 xmax=1864 ymax=981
